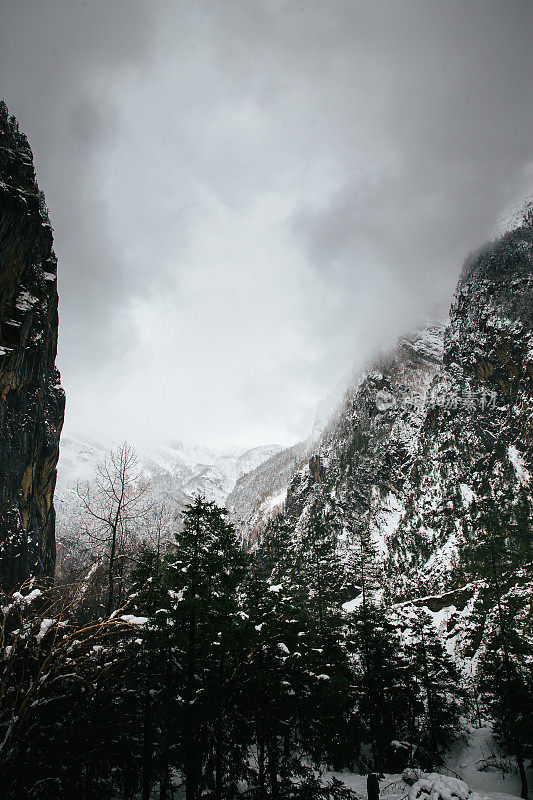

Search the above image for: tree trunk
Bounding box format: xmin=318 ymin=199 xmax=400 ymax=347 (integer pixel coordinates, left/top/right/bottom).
xmin=472 ymin=688 xmax=482 ymax=728
xmin=84 ymin=759 xmax=97 ymax=800
xmin=517 ymin=756 xmax=528 ymax=800
xmin=160 ymin=713 xmax=170 ymax=800
xmin=142 ymin=688 xmax=153 ymax=800
xmin=215 ymin=712 xmax=223 ymax=800
xmin=267 ymin=738 xmax=280 ymax=800
xmin=105 ymin=523 xmax=118 ymax=618
xmin=123 ymin=750 xmax=136 ymax=800
xmin=258 ymin=732 xmax=266 ymax=800
xmin=185 ymin=722 xmax=199 ymax=800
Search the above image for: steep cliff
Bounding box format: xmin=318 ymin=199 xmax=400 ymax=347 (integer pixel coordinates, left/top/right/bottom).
xmin=265 ymin=209 xmax=532 ymax=661
xmin=0 ymin=102 xmax=64 ymax=590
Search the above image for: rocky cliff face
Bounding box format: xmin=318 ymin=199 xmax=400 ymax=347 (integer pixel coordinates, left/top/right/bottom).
xmin=0 ymin=102 xmax=64 ymax=590
xmin=277 ymin=321 xmax=447 ymax=576
xmin=387 ymin=220 xmax=533 ymax=595
xmin=266 ymin=210 xmax=532 ymax=661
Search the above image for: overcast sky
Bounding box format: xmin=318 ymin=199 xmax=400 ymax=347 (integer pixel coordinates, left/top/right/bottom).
xmin=1 ymin=1 xmax=531 ymax=448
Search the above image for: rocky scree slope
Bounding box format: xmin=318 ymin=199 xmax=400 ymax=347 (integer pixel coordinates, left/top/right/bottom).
xmin=268 ymin=214 xmax=532 ymax=663
xmin=0 ymin=102 xmax=64 ymax=590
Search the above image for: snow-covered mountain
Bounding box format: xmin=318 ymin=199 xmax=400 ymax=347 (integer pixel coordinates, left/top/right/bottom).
xmin=226 ymin=441 xmax=308 ymax=544
xmin=56 ymin=204 xmax=533 ymax=677
xmin=259 ymin=206 xmax=532 ymax=668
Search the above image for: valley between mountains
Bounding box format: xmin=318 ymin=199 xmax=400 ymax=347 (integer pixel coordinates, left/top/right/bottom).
xmin=0 ymin=102 xmax=531 ymax=800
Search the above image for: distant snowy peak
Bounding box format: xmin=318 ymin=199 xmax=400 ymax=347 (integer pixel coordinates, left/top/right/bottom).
xmin=235 ymin=445 xmax=284 ymax=480
xmin=55 ymin=433 xmax=294 ymax=574
xmin=56 ymin=434 xmax=283 ymax=508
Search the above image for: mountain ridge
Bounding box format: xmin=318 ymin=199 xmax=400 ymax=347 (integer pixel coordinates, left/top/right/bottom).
xmin=256 ymin=210 xmax=532 ymax=669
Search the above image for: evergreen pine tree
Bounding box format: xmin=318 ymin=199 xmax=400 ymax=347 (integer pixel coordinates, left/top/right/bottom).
xmin=478 ymin=624 xmax=533 ymax=799
xmin=289 ymin=501 xmax=345 ymax=641
xmin=403 ymin=610 xmax=465 ymax=765
xmin=346 ymin=602 xmax=415 ymax=772
xmin=167 ymin=497 xmax=251 ymax=800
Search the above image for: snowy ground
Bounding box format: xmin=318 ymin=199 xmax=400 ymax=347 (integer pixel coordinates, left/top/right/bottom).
xmin=327 ymin=772 xmax=522 ymax=800
xmin=446 ymin=723 xmax=531 ymax=799
xmin=327 ymin=723 xmax=531 ymax=800
xmin=149 ymin=724 xmax=532 ymax=799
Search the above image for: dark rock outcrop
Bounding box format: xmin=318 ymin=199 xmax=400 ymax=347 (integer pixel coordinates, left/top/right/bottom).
xmin=0 ymin=101 xmax=65 ymax=590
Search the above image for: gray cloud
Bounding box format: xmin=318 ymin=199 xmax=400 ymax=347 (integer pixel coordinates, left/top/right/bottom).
xmin=0 ymin=0 xmax=155 ymax=365
xmin=0 ymin=0 xmax=531 ymax=447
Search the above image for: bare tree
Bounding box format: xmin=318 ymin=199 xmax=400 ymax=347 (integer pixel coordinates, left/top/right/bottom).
xmin=76 ymin=442 xmax=149 ymax=618
xmin=143 ymin=502 xmax=176 ymax=560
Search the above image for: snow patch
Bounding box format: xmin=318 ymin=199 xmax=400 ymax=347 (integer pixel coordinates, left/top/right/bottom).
xmin=460 ymin=484 xmax=475 ymax=507
xmin=508 ymin=445 xmax=530 ymax=486
xmin=370 ymin=492 xmax=404 ymax=556
xmin=15 ymin=290 xmax=38 ymax=311
xmin=261 ymin=487 xmax=288 ymax=512
xmin=12 ymin=589 xmax=42 ymax=605
xmin=36 ymin=618 xmax=55 ymax=643
xmin=342 ymin=595 xmax=363 ymax=613
xmin=407 ymin=773 xmax=471 ymax=800
xmin=120 ymin=615 xmax=149 ymax=626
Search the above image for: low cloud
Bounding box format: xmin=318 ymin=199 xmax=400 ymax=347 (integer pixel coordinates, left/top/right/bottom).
xmin=1 ymin=0 xmax=531 ymax=446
